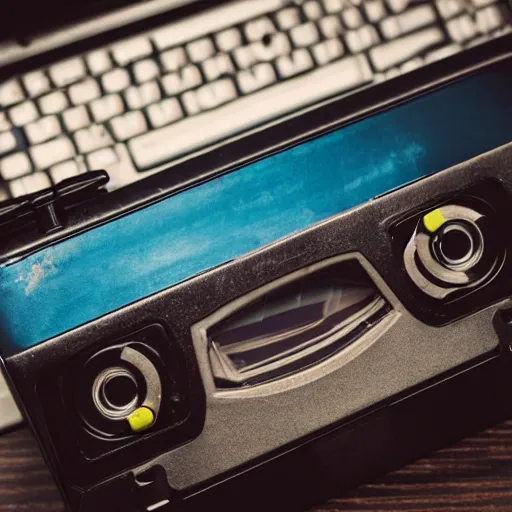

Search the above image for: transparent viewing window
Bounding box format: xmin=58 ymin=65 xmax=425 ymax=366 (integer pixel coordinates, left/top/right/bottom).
xmin=206 ymin=259 xmax=392 ymax=388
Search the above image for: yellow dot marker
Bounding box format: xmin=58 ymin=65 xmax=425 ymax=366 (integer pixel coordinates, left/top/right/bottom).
xmin=127 ymin=407 xmax=155 ymax=433
xmin=423 ymin=208 xmax=446 ymax=233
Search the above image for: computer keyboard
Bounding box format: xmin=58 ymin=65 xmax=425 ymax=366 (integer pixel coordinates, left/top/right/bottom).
xmin=0 ymin=0 xmax=511 ymax=195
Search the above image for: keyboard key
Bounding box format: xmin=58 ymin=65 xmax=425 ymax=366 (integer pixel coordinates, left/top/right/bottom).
xmin=322 ymin=0 xmax=345 ymax=13
xmin=68 ymin=78 xmax=101 ymax=105
xmin=74 ymin=125 xmax=113 ymax=153
xmin=446 ymin=14 xmax=478 ymax=42
xmin=30 ymin=137 xmax=76 ymax=169
xmin=370 ymin=26 xmax=444 ymax=70
xmin=87 ymin=49 xmax=113 ymax=75
xmin=290 ymin=23 xmax=320 ymax=47
xmin=111 ymin=36 xmax=153 ymax=66
xmin=251 ymin=33 xmax=292 ymax=62
xmin=161 ymin=66 xmax=202 ymax=95
xmin=124 ymin=81 xmax=161 ymax=110
xmin=216 ymin=28 xmax=243 ymax=52
xmin=364 ymin=0 xmax=387 ymax=22
xmin=275 ymin=7 xmax=301 ymax=30
xmin=110 ymin=111 xmax=147 ymax=141
xmin=424 ymin=43 xmax=462 ymax=62
xmin=186 ymin=38 xmax=216 ymax=63
xmin=312 ymin=39 xmax=345 ymax=65
xmin=276 ymin=49 xmax=315 ymax=78
xmin=146 ymin=98 xmax=183 ymax=128
xmin=160 ymin=48 xmax=188 ymax=72
xmin=50 ymin=160 xmax=81 ymax=183
xmin=244 ymin=17 xmax=276 ymax=41
xmin=0 ymin=80 xmax=25 ymax=107
xmin=23 ymin=71 xmax=51 ymax=98
xmin=62 ymin=106 xmax=90 ymax=132
xmin=133 ymin=59 xmax=161 ymax=84
xmin=25 ymin=116 xmax=62 ymax=145
xmin=400 ymin=57 xmax=423 ymax=72
xmin=380 ymin=5 xmax=437 ymax=39
xmin=0 ymin=152 xmax=32 ymax=179
xmin=0 ymin=113 xmax=11 ymax=131
xmin=475 ymin=5 xmax=505 ymax=33
xmin=16 ymin=172 xmax=51 ymax=194
xmin=9 ymin=101 xmax=39 ymax=127
xmin=87 ymin=147 xmax=119 ymax=170
xmin=233 ymin=46 xmax=258 ymax=70
xmin=39 ymin=91 xmax=69 ymax=115
xmin=237 ymin=63 xmax=277 ymax=94
xmin=129 ymin=55 xmax=372 ymax=169
xmin=303 ymin=1 xmax=324 ymax=20
xmin=345 ymin=25 xmax=380 ymax=52
xmin=182 ymin=78 xmax=237 ymax=115
xmin=342 ymin=7 xmax=365 ymax=29
xmin=319 ymin=15 xmax=344 ymax=38
xmin=0 ymin=131 xmax=17 ymax=155
xmin=386 ymin=0 xmax=410 ymax=13
xmin=90 ymin=94 xmax=125 ymax=123
xmin=102 ymin=68 xmax=131 ymax=93
xmin=49 ymin=58 xmax=86 ymax=87
xmin=436 ymin=0 xmax=465 ymax=19
xmin=202 ymin=54 xmax=235 ymax=81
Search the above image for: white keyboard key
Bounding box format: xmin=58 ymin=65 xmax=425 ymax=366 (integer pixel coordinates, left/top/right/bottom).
xmin=124 ymin=81 xmax=161 ymax=110
xmin=251 ymin=33 xmax=292 ymax=62
xmin=472 ymin=0 xmax=497 ymax=7
xmin=182 ymin=79 xmax=237 ymax=115
xmin=290 ymin=22 xmax=321 ymax=47
xmin=30 ymin=137 xmax=75 ymax=169
xmin=436 ymin=0 xmax=464 ymax=19
xmin=364 ymin=0 xmax=387 ymax=22
xmin=276 ymin=49 xmax=315 ymax=78
xmin=161 ymin=66 xmax=202 ymax=95
xmin=304 ymin=1 xmax=324 ymax=20
xmin=111 ymin=36 xmax=152 ymax=66
xmin=50 ymin=160 xmax=80 ymax=183
xmin=25 ymin=115 xmax=62 ymax=145
xmin=23 ymin=71 xmax=51 ymax=98
xmin=87 ymin=147 xmax=119 ymax=170
xmin=9 ymin=179 xmax=26 ymax=198
xmin=0 ymin=80 xmax=25 ymax=107
xmin=345 ymin=25 xmax=380 ymax=52
xmin=9 ymin=101 xmax=39 ymax=127
xmin=233 ymin=46 xmax=258 ymax=70
xmin=102 ymin=68 xmax=131 ymax=93
xmin=0 ymin=113 xmax=11 ymax=132
xmin=400 ymin=56 xmax=423 ymax=72
xmin=146 ymin=98 xmax=183 ymax=128
xmin=110 ymin=111 xmax=147 ymax=141
xmin=87 ymin=49 xmax=112 ymax=75
xmin=424 ymin=43 xmax=462 ymax=62
xmin=49 ymin=58 xmax=86 ymax=87
xmin=342 ymin=7 xmax=365 ymax=28
xmin=99 ymin=143 xmax=140 ymax=189
xmin=244 ymin=17 xmax=276 ymax=42
xmin=475 ymin=6 xmax=504 ymax=33
xmin=1 ymin=152 xmax=32 ymax=179
xmin=319 ymin=15 xmax=344 ymax=38
xmin=90 ymin=94 xmax=125 ymax=123
xmin=133 ymin=59 xmax=161 ymax=84
xmin=370 ymin=26 xmax=444 ymax=71
xmin=160 ymin=48 xmax=188 ymax=72
xmin=129 ymin=55 xmax=372 ymax=169
xmin=74 ymin=125 xmax=113 ymax=153
xmin=446 ymin=14 xmax=478 ymax=42
xmin=237 ymin=63 xmax=277 ymax=94
xmin=39 ymin=91 xmax=68 ymax=115
xmin=323 ymin=0 xmax=345 ymax=13
xmin=186 ymin=38 xmax=216 ymax=63
xmin=386 ymin=0 xmax=409 ymax=13
xmin=18 ymin=172 xmax=51 ymax=194
xmin=381 ymin=5 xmax=437 ymax=38
xmin=312 ymin=39 xmax=345 ymax=65
xmin=0 ymin=131 xmax=16 ymax=155
xmin=275 ymin=7 xmax=302 ymax=30
xmin=216 ymin=28 xmax=243 ymax=52
xmin=68 ymin=78 xmax=101 ymax=105
xmin=63 ymin=106 xmax=91 ymax=132
xmin=202 ymin=54 xmax=235 ymax=82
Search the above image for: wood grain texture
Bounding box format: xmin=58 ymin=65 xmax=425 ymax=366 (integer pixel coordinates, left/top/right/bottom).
xmin=2 ymin=423 xmax=512 ymax=511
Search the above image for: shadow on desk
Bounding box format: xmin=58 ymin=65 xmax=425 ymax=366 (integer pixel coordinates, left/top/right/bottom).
xmin=2 ymin=422 xmax=512 ymax=511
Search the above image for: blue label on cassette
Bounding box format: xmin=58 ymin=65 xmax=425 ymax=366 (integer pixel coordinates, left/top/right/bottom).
xmin=1 ymin=66 xmax=512 ymax=356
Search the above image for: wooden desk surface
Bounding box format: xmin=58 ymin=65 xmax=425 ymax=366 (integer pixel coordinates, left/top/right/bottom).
xmin=2 ymin=422 xmax=512 ymax=512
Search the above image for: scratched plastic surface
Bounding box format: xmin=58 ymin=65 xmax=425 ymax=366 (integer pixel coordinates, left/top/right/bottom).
xmin=1 ymin=66 xmax=511 ymax=356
